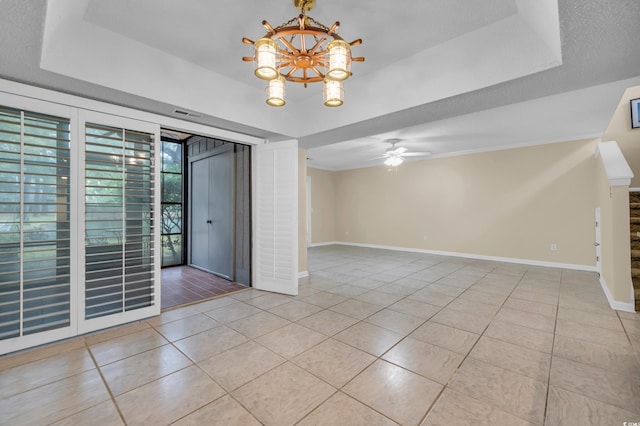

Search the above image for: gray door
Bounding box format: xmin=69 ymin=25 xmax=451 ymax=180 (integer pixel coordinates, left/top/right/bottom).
xmin=189 ymin=148 xmax=234 ymax=279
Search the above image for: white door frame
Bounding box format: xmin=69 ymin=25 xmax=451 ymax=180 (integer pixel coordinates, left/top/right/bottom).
xmin=595 ymin=207 xmax=601 ymax=274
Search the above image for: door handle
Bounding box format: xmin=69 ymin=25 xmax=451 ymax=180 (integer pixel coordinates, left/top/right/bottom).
xmin=206 ymin=219 xmax=212 ymax=224
xmin=594 ymin=242 xmax=600 ymax=246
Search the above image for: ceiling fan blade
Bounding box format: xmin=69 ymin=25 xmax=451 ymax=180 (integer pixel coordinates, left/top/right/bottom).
xmin=401 ymin=151 xmax=432 ymax=157
xmin=395 ymin=147 xmax=408 ymax=154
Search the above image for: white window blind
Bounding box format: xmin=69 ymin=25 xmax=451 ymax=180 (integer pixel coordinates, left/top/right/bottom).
xmin=0 ymin=106 xmax=71 ymax=340
xmin=84 ymin=123 xmax=155 ymax=319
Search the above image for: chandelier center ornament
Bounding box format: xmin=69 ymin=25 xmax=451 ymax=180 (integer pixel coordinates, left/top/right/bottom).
xmin=242 ymin=0 xmax=364 ymax=107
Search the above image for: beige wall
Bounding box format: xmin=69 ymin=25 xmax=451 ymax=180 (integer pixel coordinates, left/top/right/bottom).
xmin=603 ymin=85 xmax=640 ymax=187
xmin=298 ymin=148 xmax=308 ymax=274
xmin=308 ymin=167 xmax=337 ymax=244
xmin=333 ymin=139 xmax=598 ymax=266
xmin=596 ymin=153 xmax=633 ymax=304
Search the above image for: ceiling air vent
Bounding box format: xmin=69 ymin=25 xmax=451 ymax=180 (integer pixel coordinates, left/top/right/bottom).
xmin=172 ymin=108 xmax=202 ymax=118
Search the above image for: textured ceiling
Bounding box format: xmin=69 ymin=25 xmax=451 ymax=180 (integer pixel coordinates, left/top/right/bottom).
xmin=0 ymin=0 xmax=639 ymax=170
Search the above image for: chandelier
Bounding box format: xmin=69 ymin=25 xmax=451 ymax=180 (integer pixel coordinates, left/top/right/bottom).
xmin=242 ymin=0 xmax=364 ymax=107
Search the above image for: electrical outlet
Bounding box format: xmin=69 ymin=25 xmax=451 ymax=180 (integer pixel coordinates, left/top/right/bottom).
xmin=551 ymin=243 xmax=557 ymax=251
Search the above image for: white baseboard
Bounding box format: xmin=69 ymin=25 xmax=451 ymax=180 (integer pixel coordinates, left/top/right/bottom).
xmin=309 ymin=241 xmax=340 ymax=248
xmin=298 ymin=271 xmax=309 ymax=279
xmin=330 ymin=241 xmax=596 ymax=272
xmin=599 ymin=275 xmax=636 ymax=313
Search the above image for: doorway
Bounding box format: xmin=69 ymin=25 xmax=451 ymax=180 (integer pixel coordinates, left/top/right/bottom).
xmin=160 ymin=130 xmax=251 ymax=309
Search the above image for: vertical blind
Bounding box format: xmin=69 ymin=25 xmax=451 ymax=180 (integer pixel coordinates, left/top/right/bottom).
xmin=0 ymin=107 xmax=71 ymax=340
xmin=84 ymin=123 xmax=155 ymax=319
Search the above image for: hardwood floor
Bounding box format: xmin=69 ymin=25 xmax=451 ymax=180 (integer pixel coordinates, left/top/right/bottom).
xmin=161 ymin=266 xmax=248 ymax=309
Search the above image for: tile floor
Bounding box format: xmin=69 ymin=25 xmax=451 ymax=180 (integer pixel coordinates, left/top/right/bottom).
xmin=161 ymin=266 xmax=248 ymax=309
xmin=2 ymin=245 xmax=640 ymax=425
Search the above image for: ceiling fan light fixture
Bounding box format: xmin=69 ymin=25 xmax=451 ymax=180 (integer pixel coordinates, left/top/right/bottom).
xmin=323 ymin=79 xmax=344 ymax=107
xmin=266 ymin=75 xmax=286 ymax=106
xmin=384 ymin=155 xmax=403 ymax=167
xmin=253 ymin=38 xmax=279 ymax=80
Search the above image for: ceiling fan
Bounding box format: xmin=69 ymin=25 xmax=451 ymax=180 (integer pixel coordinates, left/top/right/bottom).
xmin=379 ymin=139 xmax=431 ymax=167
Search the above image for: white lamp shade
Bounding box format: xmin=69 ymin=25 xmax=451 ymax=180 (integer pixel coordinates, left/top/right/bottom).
xmin=266 ymin=76 xmax=286 ymax=106
xmin=323 ymin=79 xmax=343 ymax=107
xmin=254 ymin=38 xmax=278 ymax=80
xmin=326 ymin=40 xmax=351 ymax=81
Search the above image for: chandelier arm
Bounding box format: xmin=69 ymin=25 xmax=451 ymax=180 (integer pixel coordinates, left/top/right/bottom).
xmin=352 ymin=57 xmax=365 ymax=62
xmin=277 ymin=37 xmax=301 ymax=55
xmin=299 ymin=33 xmax=307 ymax=54
xmin=262 ymin=20 xmax=275 ymax=35
xmin=328 ymin=22 xmax=340 ymax=34
xmin=349 ymin=38 xmax=362 ymax=46
xmin=310 ymin=66 xmax=325 ymax=77
xmin=307 ymin=36 xmax=327 ymax=55
xmin=242 ymin=56 xmax=254 ymax=62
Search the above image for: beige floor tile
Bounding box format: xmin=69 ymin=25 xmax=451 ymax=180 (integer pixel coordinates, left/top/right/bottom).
xmin=449 ymin=358 xmax=547 ymax=424
xmin=617 ymin=311 xmax=640 ymax=321
xmin=100 ymin=344 xmax=192 ymax=395
xmin=145 ymin=305 xmax=201 ymax=327
xmin=495 ymin=307 xmax=556 ymax=332
xmin=410 ymin=321 xmax=479 ymax=355
xmin=622 ymin=318 xmax=640 ymax=335
xmin=204 ymin=302 xmax=262 ymax=323
xmin=445 ymin=297 xmax=501 ymax=318
xmin=423 ymin=388 xmax=534 ymax=426
xmin=558 ymin=297 xmax=616 ymax=317
xmin=545 ymin=385 xmax=640 ymax=426
xmin=484 ymin=319 xmax=554 ymax=353
xmin=297 ymin=309 xmax=359 ymax=336
xmin=334 ymin=322 xmax=404 ymax=356
xmin=172 ymin=394 xmax=261 ymax=426
xmin=232 ymin=362 xmax=335 ymax=426
xmin=349 ymin=277 xmax=387 ymax=290
xmin=256 ymin=323 xmax=327 ymax=359
xmin=194 ymin=296 xmax=238 ymax=313
xmin=329 ymin=299 xmax=383 ymax=320
xmin=300 ymin=291 xmax=348 ymax=308
xmin=245 ymin=293 xmax=292 ymax=310
xmin=550 ymin=356 xmax=640 ymax=414
xmin=427 ymin=283 xmax=466 ymax=297
xmin=116 ymin=365 xmax=225 ymax=426
xmin=268 ymin=300 xmax=324 ymax=321
xmin=408 ymin=288 xmax=456 ymax=307
xmin=382 ymin=337 xmax=463 ymax=384
xmin=354 ymin=290 xmax=403 ymax=307
xmin=430 ymin=308 xmax=492 ymax=334
xmin=553 ymin=334 xmax=640 ymax=374
xmin=0 ymin=370 xmax=110 ymax=425
xmin=509 ymin=289 xmax=558 ymax=306
xmin=469 ymin=336 xmax=551 ymax=382
xmin=326 ymin=284 xmax=370 ymax=298
xmin=231 ymin=289 xmax=267 ymax=301
xmin=155 ymin=313 xmax=220 ymax=342
xmin=365 ymin=309 xmax=426 ymax=335
xmin=173 ymin=325 xmax=249 ymax=362
xmin=457 ymin=289 xmax=506 ymax=306
xmin=89 ymin=328 xmax=168 ymax=366
xmin=198 ymin=340 xmax=285 ymax=391
xmin=226 ymin=311 xmax=290 ymax=339
xmin=292 ymin=338 xmax=375 ymax=388
xmin=470 ymin=282 xmax=516 ymax=296
xmin=555 ymin=318 xmax=630 ymax=347
xmin=50 ymin=400 xmax=123 ymax=426
xmin=299 ymin=391 xmax=398 ymax=426
xmin=84 ymin=322 xmax=151 ymax=346
xmin=557 ymin=307 xmax=624 ymax=331
xmin=503 ymin=297 xmax=557 ymax=318
xmin=387 ymin=298 xmax=441 ymax=319
xmin=343 ymin=359 xmax=442 ymax=425
xmin=0 ymin=337 xmax=86 ymax=371
xmin=0 ymin=347 xmax=95 ymax=400
xmin=375 ymin=283 xmax=418 ymax=297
